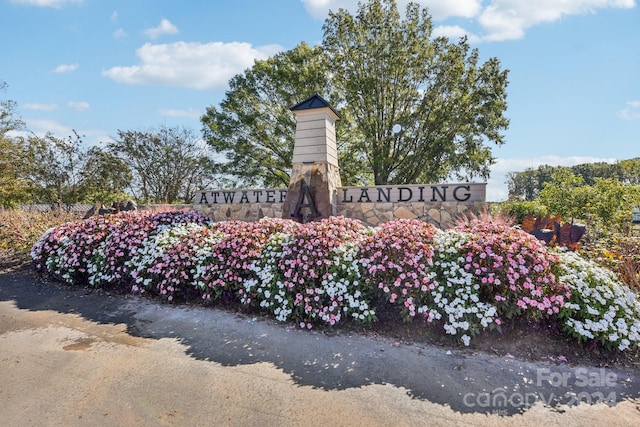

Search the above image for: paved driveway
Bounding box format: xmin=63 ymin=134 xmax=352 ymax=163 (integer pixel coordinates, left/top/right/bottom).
xmin=1 ymin=271 xmax=640 ymax=426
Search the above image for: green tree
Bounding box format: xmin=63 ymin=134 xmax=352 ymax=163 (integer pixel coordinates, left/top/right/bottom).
xmin=23 ymin=131 xmax=86 ymax=206
xmin=202 ymin=0 xmax=508 ymax=187
xmin=0 ymin=81 xmax=30 ymax=207
xmin=78 ymin=147 xmax=132 ymax=204
xmin=537 ymin=170 xmax=640 ymax=235
xmin=570 ymin=162 xmax=621 ymax=185
xmin=539 ymin=169 xmax=590 ymax=220
xmin=587 ymin=178 xmax=638 ymax=229
xmin=619 ymin=158 xmax=640 ymax=185
xmin=201 ymin=42 xmax=365 ymax=187
xmin=6 ymin=132 xmax=133 ymax=207
xmin=0 ymin=81 xmax=25 ymax=137
xmin=506 ymin=165 xmax=558 ymax=201
xmin=322 ymin=0 xmax=509 ymax=184
xmin=506 ymin=160 xmax=640 ymax=200
xmin=0 ymin=137 xmax=32 ymax=207
xmin=110 ymin=126 xmax=215 ymax=203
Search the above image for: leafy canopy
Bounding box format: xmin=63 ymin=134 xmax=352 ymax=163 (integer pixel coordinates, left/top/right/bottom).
xmin=110 ymin=125 xmax=216 ymax=204
xmin=0 ymin=81 xmax=25 ymax=137
xmin=507 ymin=159 xmax=640 ymax=201
xmin=201 ymin=0 xmax=509 ymax=187
xmin=537 ymin=169 xmax=640 ymax=235
xmin=323 ymin=0 xmax=509 ymax=185
xmin=0 ymin=81 xmax=30 ymax=207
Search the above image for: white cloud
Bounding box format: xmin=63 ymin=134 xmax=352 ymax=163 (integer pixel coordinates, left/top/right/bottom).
xmin=618 ymin=100 xmax=640 ymax=120
xmin=113 ymin=28 xmax=127 ymax=38
xmin=159 ymin=108 xmax=201 ymax=119
xmin=9 ymin=0 xmax=82 ymax=8
xmin=12 ymin=120 xmax=110 ymax=147
xmin=102 ymin=41 xmax=283 ymax=90
xmin=111 ymin=11 xmax=118 ymax=22
xmin=432 ymin=25 xmax=480 ymax=42
xmin=144 ymin=19 xmax=179 ymax=39
xmin=23 ymin=118 xmax=73 ymax=137
xmin=8 ymin=119 xmax=109 ymax=146
xmin=302 ymin=0 xmax=359 ymax=19
xmin=301 ymin=0 xmax=481 ymax=20
xmin=302 ymin=0 xmax=636 ymax=42
xmin=414 ymin=0 xmax=482 ymax=19
xmin=486 ymin=155 xmax=618 ymax=201
xmin=51 ymin=63 xmax=79 ymax=73
xmin=23 ymin=103 xmax=58 ymax=111
xmin=477 ymin=0 xmax=636 ymax=41
xmin=76 ymin=128 xmax=112 ymax=147
xmin=67 ymin=101 xmax=90 ymax=111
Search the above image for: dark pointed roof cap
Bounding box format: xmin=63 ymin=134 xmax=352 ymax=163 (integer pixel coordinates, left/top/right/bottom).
xmin=290 ymin=94 xmax=340 ymax=119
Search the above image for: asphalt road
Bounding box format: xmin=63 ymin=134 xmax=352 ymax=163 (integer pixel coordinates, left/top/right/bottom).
xmin=2 ymin=270 xmax=640 ymax=426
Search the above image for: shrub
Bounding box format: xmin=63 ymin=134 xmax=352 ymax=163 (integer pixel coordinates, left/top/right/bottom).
xmin=32 ymin=210 xmax=212 ymax=287
xmin=359 ymin=219 xmax=439 ymax=322
xmin=581 ymin=232 xmax=640 ymax=293
xmin=195 ymin=218 xmax=299 ymax=302
xmin=32 ymin=214 xmax=121 ymax=284
xmin=426 ymin=229 xmax=501 ymax=346
xmin=608 ymin=235 xmax=640 ymax=293
xmin=491 ymin=199 xmax=547 ymax=224
xmin=128 ymin=222 xmax=211 ymax=301
xmin=243 ymin=216 xmax=375 ymax=327
xmin=29 ymin=210 xmax=640 ymax=351
xmin=555 ymin=249 xmax=640 ymax=351
xmin=454 ymin=216 xmax=570 ymax=320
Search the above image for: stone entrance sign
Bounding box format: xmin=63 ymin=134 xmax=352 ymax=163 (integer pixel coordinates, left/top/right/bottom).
xmin=339 ymin=184 xmax=485 ymax=204
xmin=192 ymin=94 xmax=487 ymax=228
xmin=282 ymin=94 xmax=342 ymax=221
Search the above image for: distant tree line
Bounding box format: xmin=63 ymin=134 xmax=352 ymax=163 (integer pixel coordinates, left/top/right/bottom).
xmin=498 ymin=164 xmax=640 ymax=241
xmin=506 ymin=159 xmax=640 ymax=201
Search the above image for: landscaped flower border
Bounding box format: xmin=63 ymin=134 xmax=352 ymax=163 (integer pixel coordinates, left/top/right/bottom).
xmin=31 ymin=210 xmax=640 ymax=350
xmin=555 ymin=249 xmax=640 ymax=351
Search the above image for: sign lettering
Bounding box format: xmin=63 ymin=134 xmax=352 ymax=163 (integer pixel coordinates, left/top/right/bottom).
xmin=340 ymin=184 xmax=484 ymax=203
xmin=196 ymin=189 xmax=288 ymax=205
xmin=196 ymin=183 xmax=484 ymax=205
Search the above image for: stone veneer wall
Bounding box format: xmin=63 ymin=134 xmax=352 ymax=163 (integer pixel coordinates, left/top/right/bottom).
xmin=191 ymin=200 xmax=487 ymax=230
xmin=191 ymin=203 xmax=285 ymax=223
xmin=282 ymin=162 xmax=342 ymax=219
xmin=336 ymin=201 xmax=487 ymax=229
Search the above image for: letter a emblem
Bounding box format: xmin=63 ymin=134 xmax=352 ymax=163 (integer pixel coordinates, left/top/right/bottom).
xmin=292 ymin=182 xmax=319 ymax=221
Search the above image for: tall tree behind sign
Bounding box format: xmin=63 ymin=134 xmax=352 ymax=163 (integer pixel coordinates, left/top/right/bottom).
xmin=323 ymin=0 xmax=509 ymax=185
xmin=201 ymin=42 xmax=365 ymax=188
xmin=201 ymin=0 xmax=509 ymax=187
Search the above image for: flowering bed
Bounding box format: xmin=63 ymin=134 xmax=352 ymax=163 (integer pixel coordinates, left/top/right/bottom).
xmin=31 ymin=210 xmax=640 ymax=350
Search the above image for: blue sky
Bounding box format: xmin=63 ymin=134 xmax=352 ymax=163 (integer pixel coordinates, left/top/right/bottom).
xmin=1 ymin=0 xmax=638 ymax=201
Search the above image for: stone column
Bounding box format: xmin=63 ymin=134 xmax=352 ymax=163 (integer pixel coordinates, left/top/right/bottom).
xmin=282 ymin=94 xmax=342 ymax=222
